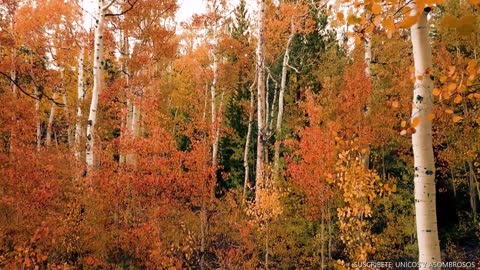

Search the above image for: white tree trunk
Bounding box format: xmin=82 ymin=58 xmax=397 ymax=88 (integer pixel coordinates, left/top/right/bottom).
xmin=125 ymin=101 xmax=140 ymax=165
xmin=35 ymin=88 xmax=41 ymax=151
xmin=273 ymin=30 xmax=294 ymax=179
xmin=211 ymin=46 xmax=219 ymax=169
xmin=210 ymin=15 xmax=220 ymax=169
xmin=46 ymin=92 xmax=58 ymax=147
xmin=86 ymin=0 xmax=106 ymax=168
xmin=364 ymin=34 xmax=372 ymax=77
xmin=255 ymin=0 xmax=266 ymax=201
xmin=410 ymin=6 xmax=441 ymax=268
xmin=243 ymin=80 xmax=256 ymax=201
xmin=75 ymin=43 xmax=86 ymax=159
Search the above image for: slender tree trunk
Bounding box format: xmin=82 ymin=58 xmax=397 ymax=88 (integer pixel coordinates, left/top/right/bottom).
xmin=268 ymin=79 xmax=277 ymax=133
xmin=62 ymin=92 xmax=73 ymax=148
xmin=211 ymin=21 xmax=219 ymax=169
xmin=35 ymin=88 xmax=42 ymax=151
xmin=244 ymin=79 xmax=256 ymax=201
xmin=410 ymin=6 xmax=441 ymax=268
xmin=255 ymin=0 xmax=266 ymax=201
xmin=320 ymin=209 xmax=325 ymax=270
xmin=265 ymin=222 xmax=269 ymax=270
xmin=364 ymin=34 xmax=372 ymax=77
xmin=327 ymin=204 xmax=332 ymax=263
xmin=86 ymin=0 xmax=106 ymax=169
xmin=467 ymin=161 xmax=478 ymax=222
xmin=46 ymin=92 xmax=58 ymax=147
xmin=10 ymin=49 xmax=16 ymax=94
xmin=75 ymin=42 xmax=85 ymax=160
xmin=273 ymin=30 xmax=294 ymax=179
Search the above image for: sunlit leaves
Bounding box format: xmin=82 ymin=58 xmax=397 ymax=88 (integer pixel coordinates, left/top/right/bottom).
xmin=398 ymin=15 xmax=419 ymax=29
xmin=372 ymin=3 xmax=382 ymax=15
xmin=382 ymin=18 xmax=395 ymax=38
xmin=452 ymin=115 xmax=463 ymax=123
xmin=441 ymin=14 xmax=477 ymax=35
xmin=411 ymin=117 xmax=421 ymax=128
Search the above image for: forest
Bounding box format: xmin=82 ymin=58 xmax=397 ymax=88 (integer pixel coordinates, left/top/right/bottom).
xmin=0 ymin=0 xmax=479 ymax=269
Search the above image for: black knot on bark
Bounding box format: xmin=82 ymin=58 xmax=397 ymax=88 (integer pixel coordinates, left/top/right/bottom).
xmin=424 ymin=7 xmax=432 ymax=13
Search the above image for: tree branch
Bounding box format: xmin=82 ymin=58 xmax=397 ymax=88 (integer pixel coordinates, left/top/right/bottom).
xmin=0 ymin=71 xmax=65 ymax=107
xmin=105 ymin=0 xmax=138 ymax=17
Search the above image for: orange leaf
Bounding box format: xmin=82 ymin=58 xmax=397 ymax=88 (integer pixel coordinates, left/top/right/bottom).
xmin=453 ymin=95 xmax=463 ymax=104
xmin=427 ymin=113 xmax=435 ymax=120
xmin=452 ymin=115 xmax=463 ymax=123
xmin=399 ymin=15 xmax=418 ymax=28
xmin=372 ymin=3 xmax=382 ymax=14
xmin=440 ymin=75 xmax=448 ymax=83
xmin=411 ymin=117 xmax=420 ymax=128
xmin=337 ymin=12 xmax=344 ymax=22
xmin=382 ymin=18 xmax=395 ymax=38
xmin=445 ymin=109 xmax=454 ymax=114
xmin=448 ymin=83 xmax=457 ymax=91
xmin=432 ymin=88 xmax=441 ymax=96
xmin=392 ymin=100 xmax=399 ymax=108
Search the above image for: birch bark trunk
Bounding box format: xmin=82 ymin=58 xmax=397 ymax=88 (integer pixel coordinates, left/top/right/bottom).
xmin=35 ymin=88 xmax=42 ymax=151
xmin=273 ymin=29 xmax=294 ymax=179
xmin=46 ymin=92 xmax=58 ymax=147
xmin=255 ymin=0 xmax=266 ymax=201
xmin=75 ymin=42 xmax=85 ymax=159
xmin=86 ymin=0 xmax=107 ymax=168
xmin=243 ymin=79 xmax=256 ymax=201
xmin=410 ymin=6 xmax=441 ymax=268
xmin=210 ymin=16 xmax=220 ymax=170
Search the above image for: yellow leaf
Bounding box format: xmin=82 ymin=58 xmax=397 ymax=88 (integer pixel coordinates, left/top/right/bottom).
xmin=448 ymin=65 xmax=456 ymax=76
xmin=365 ymin=24 xmax=375 ymax=33
xmin=445 ymin=109 xmax=454 ymax=114
xmin=347 ymin=14 xmax=359 ymax=25
xmin=448 ymin=83 xmax=457 ymax=91
xmin=454 ymin=95 xmax=463 ymax=104
xmin=372 ymin=3 xmax=382 ymax=14
xmin=355 ymin=36 xmax=362 ymax=46
xmin=440 ymin=75 xmax=448 ymax=83
xmin=382 ymin=18 xmax=395 ymax=38
xmin=433 ymin=88 xmax=441 ymax=96
xmin=441 ymin=15 xmax=458 ymax=28
xmin=411 ymin=117 xmax=420 ymax=128
xmin=399 ymin=15 xmax=418 ymax=28
xmin=392 ymin=100 xmax=399 ymax=108
xmin=452 ymin=115 xmax=463 ymax=123
xmin=373 ymin=15 xmax=382 ymax=26
xmin=401 ymin=120 xmax=407 ymax=127
xmin=427 ymin=113 xmax=435 ymax=120
xmin=417 ymin=75 xmax=424 ymax=80
xmin=457 ymin=15 xmax=476 ymax=34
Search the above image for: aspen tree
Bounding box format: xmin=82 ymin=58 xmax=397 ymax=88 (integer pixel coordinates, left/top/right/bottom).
xmin=255 ymin=0 xmax=266 ymax=201
xmin=86 ymin=0 xmax=116 ymax=168
xmin=410 ymin=5 xmax=441 ymax=267
xmin=75 ymin=42 xmax=85 ymax=159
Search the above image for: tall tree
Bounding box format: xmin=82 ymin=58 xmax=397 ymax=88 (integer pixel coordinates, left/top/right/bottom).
xmin=410 ymin=5 xmax=441 ymax=265
xmin=255 ymin=0 xmax=266 ymax=201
